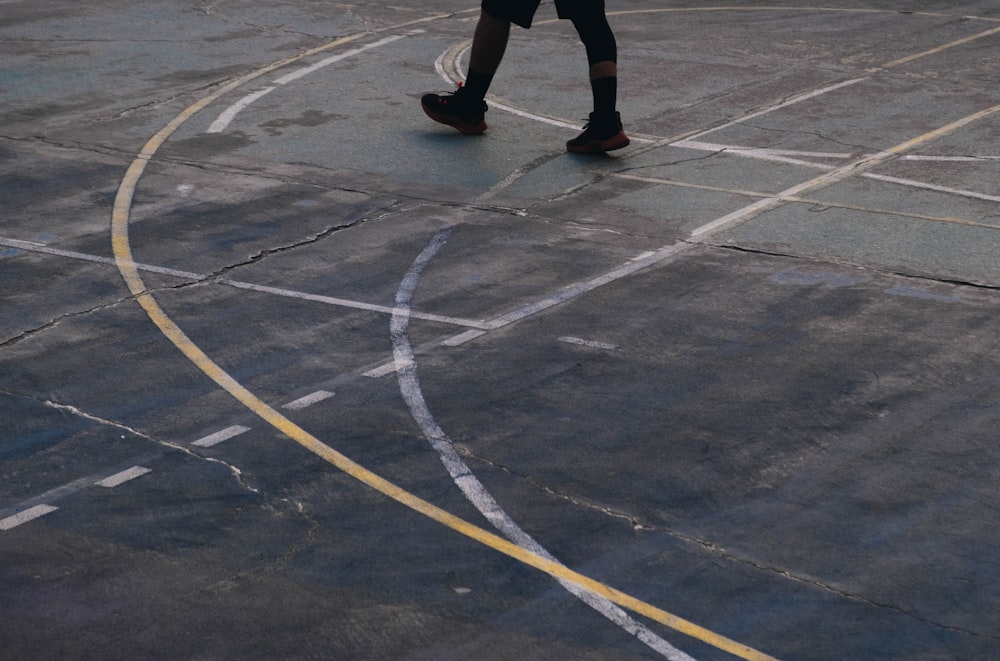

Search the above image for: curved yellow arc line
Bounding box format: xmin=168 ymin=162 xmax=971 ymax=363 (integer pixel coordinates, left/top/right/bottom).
xmin=109 ymin=16 xmax=778 ymax=661
xmin=108 ymin=6 xmax=1000 ymax=659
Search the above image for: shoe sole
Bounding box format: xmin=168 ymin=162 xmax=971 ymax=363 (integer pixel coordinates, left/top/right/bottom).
xmin=566 ymin=131 xmax=630 ymax=154
xmin=422 ymin=104 xmax=488 ymax=135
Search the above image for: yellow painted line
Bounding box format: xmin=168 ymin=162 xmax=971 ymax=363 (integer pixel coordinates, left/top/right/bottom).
xmin=109 ymin=18 xmax=777 ymax=661
xmin=878 ymin=24 xmax=1000 ymax=70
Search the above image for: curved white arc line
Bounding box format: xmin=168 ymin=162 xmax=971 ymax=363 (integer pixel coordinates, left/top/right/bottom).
xmin=104 ymin=14 xmax=805 ymax=661
xmin=209 ymin=33 xmax=411 ymax=134
xmin=208 ymin=86 xmax=276 ymax=133
xmin=390 ymin=230 xmax=696 ymax=661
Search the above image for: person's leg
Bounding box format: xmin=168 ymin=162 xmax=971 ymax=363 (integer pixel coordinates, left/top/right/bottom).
xmin=420 ymin=9 xmax=507 ymax=135
xmin=421 ymin=2 xmax=536 ymax=135
xmin=561 ymin=2 xmax=629 ymax=153
xmin=572 ymin=10 xmax=618 ymax=113
xmin=464 ymin=9 xmax=511 ymax=99
xmin=588 ymin=61 xmax=617 ymax=115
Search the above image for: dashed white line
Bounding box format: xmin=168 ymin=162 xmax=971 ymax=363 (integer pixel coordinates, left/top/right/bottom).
xmin=283 ymin=390 xmax=335 ymax=410
xmin=95 ymin=466 xmax=152 ymax=488
xmin=0 ymin=504 xmax=58 ymax=531
xmin=558 ymin=336 xmax=619 ymax=350
xmin=192 ymin=425 xmax=251 ymax=447
xmin=363 ymin=361 xmax=401 ymax=378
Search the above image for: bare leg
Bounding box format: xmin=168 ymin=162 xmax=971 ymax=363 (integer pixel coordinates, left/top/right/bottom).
xmin=420 ymin=9 xmax=505 ymax=134
xmin=469 ymin=10 xmax=511 ymax=76
xmin=589 ymin=60 xmax=617 ymax=82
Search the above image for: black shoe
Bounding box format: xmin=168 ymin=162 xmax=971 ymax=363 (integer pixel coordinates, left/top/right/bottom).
xmin=566 ymin=111 xmax=630 ymax=154
xmin=421 ymin=84 xmax=488 ymax=135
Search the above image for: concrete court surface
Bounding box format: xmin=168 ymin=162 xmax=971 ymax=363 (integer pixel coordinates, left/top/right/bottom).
xmin=2 ymin=1 xmax=1000 ymax=659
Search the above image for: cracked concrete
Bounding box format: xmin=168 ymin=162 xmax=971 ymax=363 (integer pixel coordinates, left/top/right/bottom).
xmin=30 ymin=394 xmax=262 ymax=498
xmin=3 ymin=1 xmax=1000 ymax=660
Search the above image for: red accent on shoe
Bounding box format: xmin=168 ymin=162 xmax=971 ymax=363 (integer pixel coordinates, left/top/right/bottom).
xmin=566 ymin=112 xmax=629 ymax=154
xmin=566 ymin=129 xmax=630 ymax=154
xmin=420 ymin=89 xmax=488 ymax=135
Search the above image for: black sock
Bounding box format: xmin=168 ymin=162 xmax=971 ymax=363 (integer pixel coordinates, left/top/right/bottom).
xmin=591 ymin=76 xmax=617 ymax=116
xmin=463 ymin=69 xmax=493 ymax=101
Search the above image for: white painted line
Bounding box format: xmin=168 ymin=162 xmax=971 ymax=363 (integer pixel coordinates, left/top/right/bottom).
xmin=442 ymin=329 xmax=486 ymax=346
xmin=681 ymin=78 xmax=867 ymax=144
xmin=674 ymin=140 xmax=1000 ymax=204
xmin=690 ymin=101 xmax=1000 ymax=237
xmin=690 ymin=196 xmax=784 ymax=238
xmin=363 ymin=361 xmax=399 ymax=378
xmin=1 ymin=504 xmax=58 ymax=531
xmin=489 ymin=98 xmax=603 ymax=132
xmin=208 ymin=33 xmax=410 ymax=133
xmin=904 ymin=154 xmax=1000 ymax=161
xmin=95 ymin=466 xmax=152 ymax=488
xmin=390 ymin=230 xmax=693 ymax=661
xmin=218 ymin=278 xmax=488 ymax=329
xmin=457 ymin=103 xmax=1000 ymax=339
xmin=609 ymin=171 xmax=999 ymax=229
xmin=274 ymin=34 xmax=407 ymax=85
xmin=0 ymin=237 xmax=489 ymax=330
xmin=283 ymin=390 xmax=335 ymax=410
xmin=675 ymin=139 xmax=858 ymax=161
xmin=864 ymin=173 xmax=1000 ymax=203
xmin=0 ymin=237 xmax=205 ymax=280
xmin=192 ymin=425 xmax=251 ymax=447
xmin=674 ymin=139 xmax=852 ymax=170
xmin=438 ymin=43 xmax=655 ymax=140
xmin=207 ymin=86 xmax=276 ymax=133
xmin=485 ymin=242 xmax=692 ymax=330
xmin=558 ymin=336 xmax=619 ymax=350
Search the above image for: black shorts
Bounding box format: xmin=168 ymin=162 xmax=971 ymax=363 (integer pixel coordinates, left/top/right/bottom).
xmin=481 ymin=0 xmax=606 ymax=29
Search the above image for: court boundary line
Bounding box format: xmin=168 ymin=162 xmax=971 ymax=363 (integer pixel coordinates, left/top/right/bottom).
xmin=390 ymin=228 xmax=694 ymax=660
xmin=107 ymin=13 xmax=779 ymax=661
xmin=103 ymin=7 xmax=1000 ymax=660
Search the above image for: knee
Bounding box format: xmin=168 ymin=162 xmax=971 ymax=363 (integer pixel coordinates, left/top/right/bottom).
xmin=571 ymin=14 xmax=617 ymax=66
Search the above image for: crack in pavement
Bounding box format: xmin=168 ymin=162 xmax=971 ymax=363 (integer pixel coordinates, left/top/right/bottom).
xmin=738 ymin=121 xmax=872 ymax=154
xmin=194 ymin=0 xmax=353 ymax=41
xmin=197 ymin=202 xmax=404 ymax=278
xmin=0 ymin=294 xmax=139 ymax=350
xmin=38 ymin=397 xmax=261 ymax=496
xmin=456 ymin=444 xmax=1000 ymax=642
xmin=113 ymin=78 xmax=242 ymax=119
xmin=0 ymin=196 xmax=406 ymax=349
xmin=709 ymin=241 xmax=1000 ymax=293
